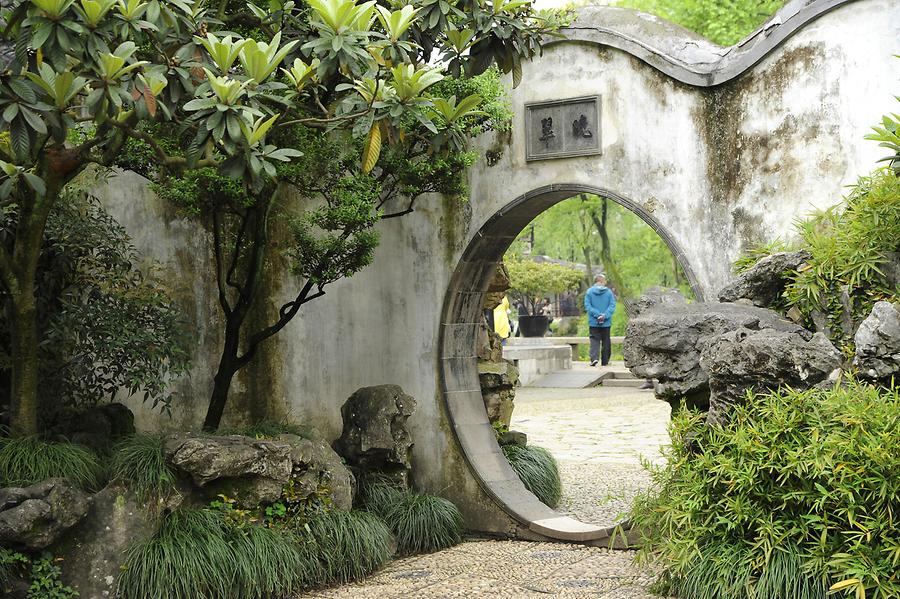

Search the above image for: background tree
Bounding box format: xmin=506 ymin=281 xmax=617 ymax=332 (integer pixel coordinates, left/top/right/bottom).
xmin=615 ymin=0 xmax=785 ymax=45
xmin=0 ymin=177 xmax=189 ymax=428
xmin=506 ymin=259 xmax=583 ymax=315
xmin=0 ymin=0 xmax=385 ymax=436
xmin=129 ymin=0 xmax=569 ymax=430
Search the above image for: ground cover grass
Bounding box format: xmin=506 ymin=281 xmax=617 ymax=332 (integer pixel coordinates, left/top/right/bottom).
xmin=501 ymin=444 xmax=562 ymax=508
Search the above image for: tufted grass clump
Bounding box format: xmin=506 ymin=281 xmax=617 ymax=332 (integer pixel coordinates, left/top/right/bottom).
xmin=501 ymin=444 xmax=562 ymax=508
xmin=631 ymin=381 xmax=900 ymax=599
xmin=306 ymin=510 xmax=393 ymax=584
xmin=110 ymin=434 xmax=177 ymax=500
xmin=365 ymin=485 xmax=464 ymax=555
xmin=0 ymin=436 xmax=104 ymax=490
xmin=118 ymin=507 xmax=319 ymax=599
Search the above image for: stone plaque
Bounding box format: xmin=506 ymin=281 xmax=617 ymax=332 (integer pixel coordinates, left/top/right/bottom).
xmin=525 ymin=96 xmax=601 ymax=161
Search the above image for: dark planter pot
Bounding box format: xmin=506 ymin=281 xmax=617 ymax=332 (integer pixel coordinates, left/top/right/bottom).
xmin=518 ymin=315 xmax=549 ymax=337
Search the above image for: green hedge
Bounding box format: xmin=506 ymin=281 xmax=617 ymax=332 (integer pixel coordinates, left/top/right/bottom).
xmin=631 ymin=381 xmax=900 ymax=599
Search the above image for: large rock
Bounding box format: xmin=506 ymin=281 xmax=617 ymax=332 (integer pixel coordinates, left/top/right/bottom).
xmin=58 ymin=483 xmax=177 ymax=596
xmin=630 ymin=286 xmax=688 ymax=316
xmin=718 ymin=250 xmax=811 ymax=308
xmin=333 ymin=385 xmax=416 ymax=489
xmin=164 ymin=432 xmax=353 ymax=509
xmin=277 ymin=434 xmax=354 ymax=511
xmin=165 ymin=434 xmax=293 ymax=506
xmin=624 ymin=302 xmax=810 ymax=406
xmin=0 ymin=478 xmax=90 ymax=550
xmin=701 ymin=328 xmax=842 ymax=425
xmin=854 ymin=301 xmax=900 ymax=381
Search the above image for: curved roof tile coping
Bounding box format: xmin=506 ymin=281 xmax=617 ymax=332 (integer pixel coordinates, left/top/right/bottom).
xmin=551 ymin=0 xmax=857 ymax=86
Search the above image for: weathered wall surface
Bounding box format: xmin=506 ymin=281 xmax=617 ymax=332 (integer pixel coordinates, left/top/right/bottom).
xmin=99 ymin=0 xmax=899 ymax=533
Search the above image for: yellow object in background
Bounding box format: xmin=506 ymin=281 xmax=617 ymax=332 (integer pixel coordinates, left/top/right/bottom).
xmin=493 ymin=296 xmax=511 ymax=339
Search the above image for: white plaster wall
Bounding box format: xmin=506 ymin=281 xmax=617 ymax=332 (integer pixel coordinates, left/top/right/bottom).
xmin=99 ymin=0 xmax=900 ymax=519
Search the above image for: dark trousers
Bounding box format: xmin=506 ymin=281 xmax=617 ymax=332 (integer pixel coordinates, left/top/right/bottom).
xmin=589 ymin=326 xmax=611 ymax=365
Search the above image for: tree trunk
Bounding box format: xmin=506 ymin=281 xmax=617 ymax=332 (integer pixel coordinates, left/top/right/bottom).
xmin=8 ymin=293 xmax=39 ymax=437
xmin=203 ymin=317 xmax=243 ymax=431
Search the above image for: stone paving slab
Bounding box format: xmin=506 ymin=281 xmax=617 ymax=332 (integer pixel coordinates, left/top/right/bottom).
xmin=298 ymin=540 xmax=670 ymax=599
xmin=298 ymin=385 xmax=672 ymax=599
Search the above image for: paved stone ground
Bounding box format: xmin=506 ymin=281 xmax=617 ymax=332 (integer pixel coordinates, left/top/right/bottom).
xmin=298 ymin=366 xmax=672 ymax=598
xmin=301 ymin=540 xmax=663 ymax=598
xmin=512 ymin=374 xmax=671 ymax=527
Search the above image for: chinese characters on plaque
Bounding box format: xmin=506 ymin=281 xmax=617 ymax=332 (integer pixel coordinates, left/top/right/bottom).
xmin=525 ymin=96 xmax=601 ymax=161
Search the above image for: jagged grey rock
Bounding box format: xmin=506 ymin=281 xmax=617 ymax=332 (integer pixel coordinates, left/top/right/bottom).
xmin=333 ymin=385 xmax=416 ymax=489
xmin=57 ymin=483 xmax=177 ymax=595
xmin=854 ymin=301 xmax=900 ymax=381
xmin=624 ymin=302 xmax=809 ymax=407
xmin=630 ymin=286 xmax=688 ymax=316
xmin=701 ymin=328 xmax=842 ymax=425
xmin=718 ymin=250 xmax=810 ymax=307
xmin=164 ymin=432 xmax=353 ymax=509
xmin=165 ymin=434 xmax=292 ymax=506
xmin=277 ymin=434 xmax=354 ymax=511
xmin=0 ymin=478 xmax=91 ymax=550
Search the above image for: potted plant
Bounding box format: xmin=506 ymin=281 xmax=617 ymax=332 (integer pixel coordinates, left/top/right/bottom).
xmin=506 ymin=260 xmax=584 ymax=337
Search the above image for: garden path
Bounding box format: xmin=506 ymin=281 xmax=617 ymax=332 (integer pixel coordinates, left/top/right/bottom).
xmin=299 ymin=373 xmax=672 ymax=599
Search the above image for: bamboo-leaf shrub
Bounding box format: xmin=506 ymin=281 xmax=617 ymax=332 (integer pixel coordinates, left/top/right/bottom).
xmin=733 ymin=168 xmax=899 ymax=351
xmin=630 ymin=381 xmax=900 ymax=599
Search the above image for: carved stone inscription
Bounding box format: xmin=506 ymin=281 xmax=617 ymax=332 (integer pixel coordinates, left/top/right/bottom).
xmin=525 ymin=96 xmax=601 ymax=161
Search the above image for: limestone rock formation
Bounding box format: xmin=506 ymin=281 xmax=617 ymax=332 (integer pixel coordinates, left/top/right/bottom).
xmin=478 ymin=264 xmax=519 ymax=426
xmin=0 ymin=478 xmax=91 ymax=550
xmin=164 ymin=432 xmax=353 ymax=509
xmin=624 ymin=302 xmax=809 ymax=407
xmin=58 ymin=483 xmax=173 ymax=596
xmin=718 ymin=250 xmax=810 ymax=307
xmin=630 ymin=286 xmax=688 ymax=316
xmin=854 ymin=301 xmax=900 ymax=381
xmin=479 ymin=355 xmax=518 ymax=427
xmin=700 ymin=328 xmax=842 ymax=425
xmin=277 ymin=434 xmax=354 ymax=511
xmin=165 ymin=434 xmax=292 ymax=505
xmin=333 ymin=385 xmax=416 ymax=489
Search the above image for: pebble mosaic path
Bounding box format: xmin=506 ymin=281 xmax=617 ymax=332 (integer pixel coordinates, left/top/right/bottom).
xmin=299 ymin=367 xmax=672 ymax=598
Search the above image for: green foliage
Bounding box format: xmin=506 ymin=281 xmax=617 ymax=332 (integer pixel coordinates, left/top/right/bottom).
xmin=865 ymin=96 xmax=900 ymax=175
xmin=119 ymin=507 xmax=323 ymax=599
xmin=118 ymin=508 xmax=236 ymax=599
xmin=507 ymin=195 xmax=695 ymax=304
xmin=783 ymin=168 xmax=900 ymax=347
xmin=616 ymin=0 xmax=785 ymax=45
xmin=26 ymin=555 xmax=79 ymax=599
xmin=306 ymin=510 xmax=393 ymax=584
xmin=0 ymin=184 xmax=190 ymax=413
xmin=1 ymin=547 xmax=28 ymax=589
xmin=361 ymin=483 xmax=464 ymax=555
xmin=501 ymin=444 xmax=562 ymax=508
xmin=110 ymin=435 xmax=177 ymax=501
xmin=0 ymin=436 xmax=104 ymax=490
xmin=631 ymin=382 xmax=900 ymax=599
xmin=506 ymin=259 xmax=584 ymax=314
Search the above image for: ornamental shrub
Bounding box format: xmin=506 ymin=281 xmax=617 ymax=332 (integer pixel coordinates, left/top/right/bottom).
xmin=631 ymin=381 xmax=900 ymax=599
xmin=0 ymin=436 xmax=104 ymax=491
xmin=502 ymin=444 xmax=563 ymax=508
xmin=361 ymin=482 xmax=464 ymax=555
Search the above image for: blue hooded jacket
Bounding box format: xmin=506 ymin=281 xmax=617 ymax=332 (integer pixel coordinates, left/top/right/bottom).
xmin=584 ymin=285 xmax=616 ymax=328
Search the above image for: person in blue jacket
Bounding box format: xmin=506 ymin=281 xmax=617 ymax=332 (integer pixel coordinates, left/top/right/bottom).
xmin=584 ymin=274 xmax=616 ymax=366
